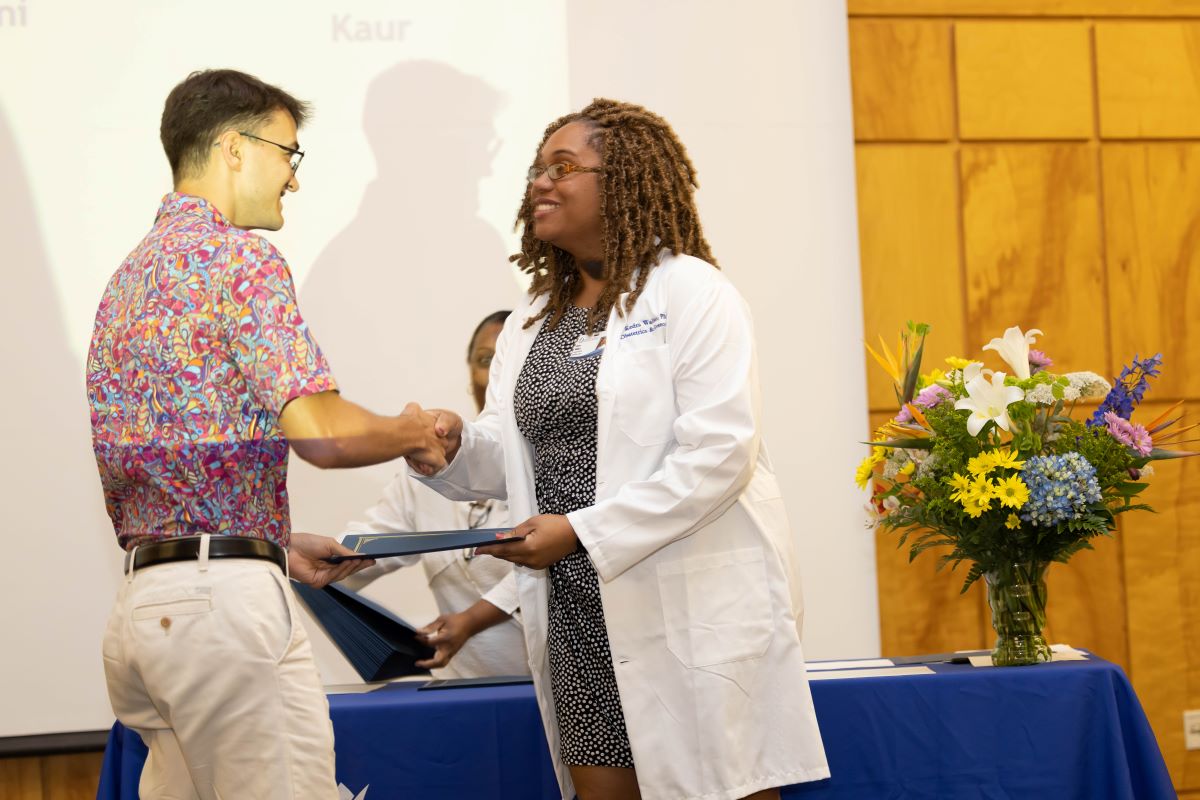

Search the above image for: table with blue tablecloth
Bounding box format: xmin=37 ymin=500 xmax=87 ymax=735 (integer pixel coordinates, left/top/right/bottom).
xmin=96 ymin=655 xmax=1175 ymax=799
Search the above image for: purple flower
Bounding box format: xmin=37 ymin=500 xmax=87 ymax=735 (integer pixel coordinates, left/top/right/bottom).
xmin=895 ymin=384 xmax=952 ymax=423
xmin=1028 ymin=349 xmax=1053 ymax=375
xmin=1104 ymin=411 xmax=1153 ymax=456
xmin=1089 ymin=353 xmax=1162 ymax=426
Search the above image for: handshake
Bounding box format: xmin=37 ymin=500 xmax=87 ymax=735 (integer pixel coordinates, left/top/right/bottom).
xmin=401 ymin=402 xmax=463 ymax=476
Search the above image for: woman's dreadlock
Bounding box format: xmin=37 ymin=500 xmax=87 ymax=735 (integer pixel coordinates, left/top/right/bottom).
xmin=511 ymin=98 xmax=717 ymax=330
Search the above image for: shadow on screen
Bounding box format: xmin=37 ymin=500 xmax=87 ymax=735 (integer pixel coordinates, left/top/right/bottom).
xmin=291 ymin=60 xmax=520 ymax=535
xmin=0 ymin=104 xmax=99 ymax=538
xmin=0 ymin=102 xmax=115 ymax=714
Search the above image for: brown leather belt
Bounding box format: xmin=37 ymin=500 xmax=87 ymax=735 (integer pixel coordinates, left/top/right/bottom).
xmin=127 ymin=535 xmax=287 ymax=573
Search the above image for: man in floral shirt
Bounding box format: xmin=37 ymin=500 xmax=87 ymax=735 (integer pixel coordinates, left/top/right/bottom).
xmin=88 ymin=69 xmax=449 ymax=799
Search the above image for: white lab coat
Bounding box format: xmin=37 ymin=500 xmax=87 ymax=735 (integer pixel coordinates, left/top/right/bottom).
xmin=420 ymin=253 xmax=829 ymax=800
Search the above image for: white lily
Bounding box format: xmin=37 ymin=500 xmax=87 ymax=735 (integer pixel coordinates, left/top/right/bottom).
xmin=961 ymin=361 xmax=989 ymax=383
xmin=955 ymin=371 xmax=1026 ymax=437
xmin=982 ymin=326 xmax=1042 ymax=380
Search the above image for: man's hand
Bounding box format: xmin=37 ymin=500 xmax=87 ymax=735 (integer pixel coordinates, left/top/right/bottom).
xmin=473 ymin=514 xmax=578 ymax=570
xmin=404 ymin=404 xmax=462 ymax=476
xmin=287 ymin=532 xmax=375 ymax=589
xmin=415 ymin=600 xmax=510 ymax=669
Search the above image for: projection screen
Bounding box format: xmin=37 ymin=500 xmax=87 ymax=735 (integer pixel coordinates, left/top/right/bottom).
xmin=0 ymin=0 xmax=875 ymax=738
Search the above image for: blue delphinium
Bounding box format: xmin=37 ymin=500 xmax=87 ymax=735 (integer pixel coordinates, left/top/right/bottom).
xmin=1088 ymin=354 xmax=1162 ymax=427
xmin=1019 ymin=453 xmax=1103 ymax=527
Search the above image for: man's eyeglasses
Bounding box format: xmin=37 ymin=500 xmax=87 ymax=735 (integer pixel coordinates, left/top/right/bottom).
xmin=236 ymin=131 xmax=305 ymax=174
xmin=526 ymin=162 xmax=602 ymax=182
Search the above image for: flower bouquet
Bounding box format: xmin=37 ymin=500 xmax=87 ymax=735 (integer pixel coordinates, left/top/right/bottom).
xmin=858 ymin=322 xmax=1194 ymax=665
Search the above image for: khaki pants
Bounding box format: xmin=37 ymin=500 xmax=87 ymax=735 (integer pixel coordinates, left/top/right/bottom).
xmin=102 ymin=554 xmax=338 ymax=800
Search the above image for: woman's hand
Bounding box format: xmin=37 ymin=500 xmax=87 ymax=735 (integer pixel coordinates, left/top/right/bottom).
xmin=415 ymin=600 xmax=510 ymax=669
xmin=474 ymin=514 xmax=579 ymax=570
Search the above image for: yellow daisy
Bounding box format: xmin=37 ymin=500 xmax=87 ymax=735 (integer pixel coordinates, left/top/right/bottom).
xmin=855 ymin=453 xmax=884 ymax=489
xmin=991 ymin=475 xmax=1030 ymax=509
xmin=987 ymin=448 xmax=1026 ymax=471
xmin=946 ymin=472 xmax=972 ymax=494
xmin=967 ymin=455 xmax=993 ymax=477
xmin=945 ymin=356 xmax=972 ymax=370
xmin=963 ymin=494 xmax=993 ymax=518
xmin=1005 ymin=513 xmax=1021 ymax=530
xmin=969 ymin=477 xmax=995 ymax=499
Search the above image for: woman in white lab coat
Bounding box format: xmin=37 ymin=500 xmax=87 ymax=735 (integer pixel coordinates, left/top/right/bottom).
xmin=420 ymin=99 xmax=828 ymax=800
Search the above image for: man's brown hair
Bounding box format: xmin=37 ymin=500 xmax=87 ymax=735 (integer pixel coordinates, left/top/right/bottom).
xmin=160 ymin=69 xmax=310 ymax=182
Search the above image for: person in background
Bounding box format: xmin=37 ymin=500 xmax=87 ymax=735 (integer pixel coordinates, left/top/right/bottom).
xmin=338 ymin=310 xmax=529 ymax=678
xmin=415 ymin=99 xmax=829 ymax=800
xmin=88 ymin=69 xmax=449 ymax=800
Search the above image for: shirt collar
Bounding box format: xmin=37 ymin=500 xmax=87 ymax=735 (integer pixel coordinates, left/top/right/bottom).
xmin=155 ymin=192 xmax=234 ymax=229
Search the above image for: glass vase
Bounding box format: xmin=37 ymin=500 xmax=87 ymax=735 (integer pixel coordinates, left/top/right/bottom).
xmin=983 ymin=561 xmax=1052 ymax=666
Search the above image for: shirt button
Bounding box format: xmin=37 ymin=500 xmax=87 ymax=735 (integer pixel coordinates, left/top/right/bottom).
xmin=160 ymin=617 xmax=171 ymax=630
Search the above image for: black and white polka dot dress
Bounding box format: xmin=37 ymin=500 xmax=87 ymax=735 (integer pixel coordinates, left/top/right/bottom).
xmin=513 ymin=305 xmax=635 ymax=769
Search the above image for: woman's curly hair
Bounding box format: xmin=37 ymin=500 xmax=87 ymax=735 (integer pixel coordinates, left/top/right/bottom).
xmin=511 ymin=98 xmax=717 ymax=329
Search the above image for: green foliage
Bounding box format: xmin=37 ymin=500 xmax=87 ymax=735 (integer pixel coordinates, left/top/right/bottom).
xmin=1048 ymin=420 xmax=1134 ymax=490
xmin=898 ymin=320 xmax=930 ymax=405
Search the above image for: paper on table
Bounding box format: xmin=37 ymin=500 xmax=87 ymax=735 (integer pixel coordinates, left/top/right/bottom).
xmin=807 ymin=666 xmax=934 ymax=681
xmin=807 ymin=658 xmax=894 ymax=671
xmin=1050 ymin=643 xmax=1089 ymax=660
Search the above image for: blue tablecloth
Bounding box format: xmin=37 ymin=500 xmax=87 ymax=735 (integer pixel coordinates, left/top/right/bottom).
xmin=97 ymin=656 xmax=1174 ymax=799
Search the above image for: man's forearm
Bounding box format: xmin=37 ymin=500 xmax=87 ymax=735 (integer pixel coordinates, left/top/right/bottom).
xmin=289 ymin=415 xmax=428 ymax=468
xmin=280 ymin=391 xmax=438 ymax=469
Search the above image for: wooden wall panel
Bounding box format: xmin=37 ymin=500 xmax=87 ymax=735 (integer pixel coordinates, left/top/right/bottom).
xmin=850 ymin=5 xmax=1200 ymax=793
xmin=850 ymin=0 xmax=1200 ymax=16
xmin=1096 ymin=23 xmax=1200 ymax=138
xmin=1042 ymin=537 xmax=1129 ymax=669
xmin=849 ymin=20 xmax=954 ymax=141
xmin=855 ymin=145 xmax=966 ymax=411
xmin=0 ymin=758 xmax=43 ymax=800
xmin=40 ymin=752 xmax=103 ymax=800
xmin=960 ymin=144 xmax=1109 ymax=373
xmin=956 ymin=23 xmax=1094 ymax=140
xmin=867 ymin=411 xmax=990 ymax=657
xmin=1122 ymin=400 xmax=1200 ymax=789
xmin=1102 ymin=144 xmax=1200 ymax=400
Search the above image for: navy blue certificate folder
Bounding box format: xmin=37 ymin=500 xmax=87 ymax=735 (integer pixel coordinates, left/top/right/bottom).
xmin=328 ymin=528 xmax=522 ymax=562
xmin=291 ymin=581 xmax=435 ymax=681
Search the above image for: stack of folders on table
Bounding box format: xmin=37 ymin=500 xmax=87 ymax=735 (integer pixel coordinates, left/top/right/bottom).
xmin=292 ymin=581 xmax=434 ymax=682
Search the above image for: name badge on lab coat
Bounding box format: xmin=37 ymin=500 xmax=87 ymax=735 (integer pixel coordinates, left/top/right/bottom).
xmin=568 ymin=333 xmax=606 ymax=360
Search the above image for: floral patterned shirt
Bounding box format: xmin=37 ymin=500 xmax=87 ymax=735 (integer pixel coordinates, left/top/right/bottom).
xmin=87 ymin=193 xmax=337 ymax=550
